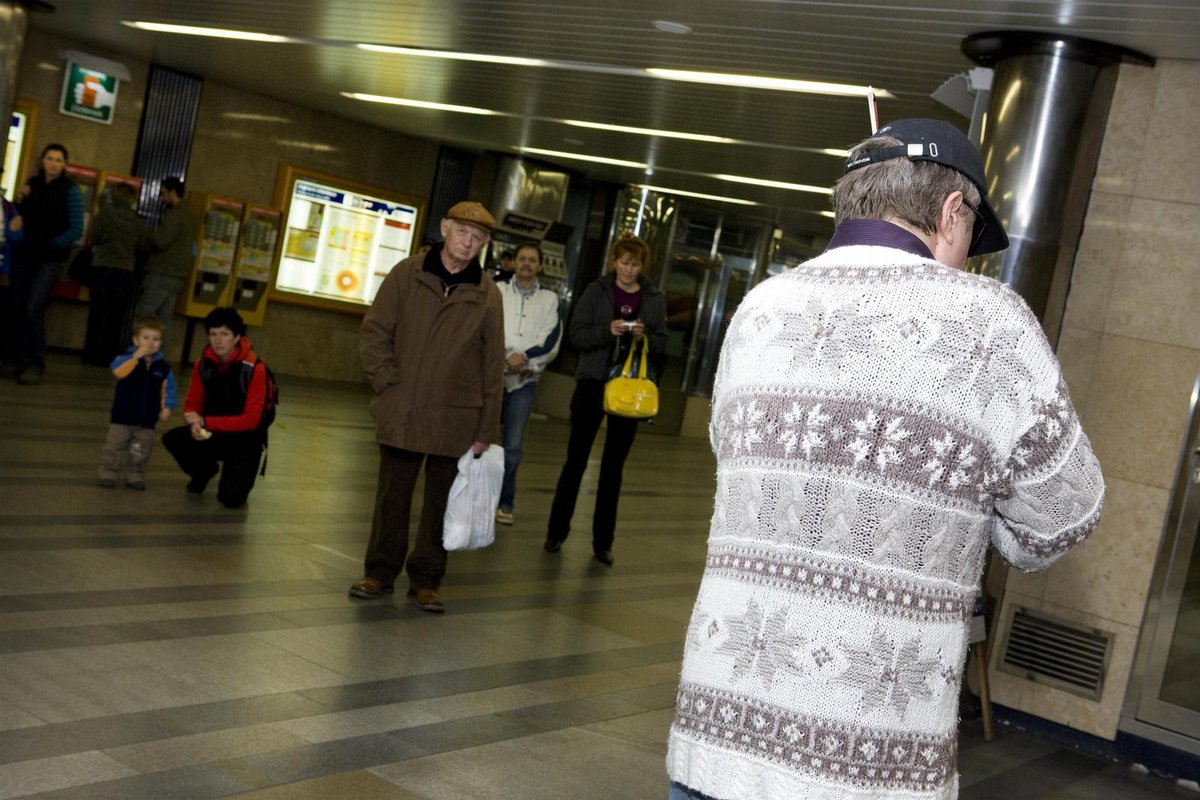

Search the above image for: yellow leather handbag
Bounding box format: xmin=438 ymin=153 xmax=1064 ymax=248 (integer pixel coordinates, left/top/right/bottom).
xmin=603 ymin=340 xmax=659 ymax=419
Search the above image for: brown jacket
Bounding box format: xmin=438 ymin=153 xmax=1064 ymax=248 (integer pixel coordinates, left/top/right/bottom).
xmin=360 ymin=252 xmax=505 ymax=457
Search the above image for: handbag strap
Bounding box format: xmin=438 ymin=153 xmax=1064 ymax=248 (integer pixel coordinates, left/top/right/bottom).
xmin=618 ymin=336 xmax=650 ymax=379
xmin=619 ymin=338 xmax=636 ymax=377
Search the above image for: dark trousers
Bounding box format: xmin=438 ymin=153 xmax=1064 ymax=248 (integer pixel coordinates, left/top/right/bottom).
xmin=363 ymin=445 xmax=458 ymax=590
xmin=546 ymin=379 xmax=639 ymax=553
xmin=162 ymin=426 xmax=263 ymax=508
xmin=83 ymin=266 xmax=136 ymax=366
xmin=11 ymin=260 xmax=61 ymax=371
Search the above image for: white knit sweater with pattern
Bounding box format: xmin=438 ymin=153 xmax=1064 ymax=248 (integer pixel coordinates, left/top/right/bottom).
xmin=667 ymin=244 xmax=1104 ymax=800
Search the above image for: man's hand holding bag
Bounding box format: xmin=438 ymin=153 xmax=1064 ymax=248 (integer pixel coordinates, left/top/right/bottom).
xmin=443 ymin=444 xmax=504 ymax=550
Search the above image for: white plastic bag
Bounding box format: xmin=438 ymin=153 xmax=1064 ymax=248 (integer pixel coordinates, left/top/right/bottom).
xmin=442 ymin=444 xmax=504 ymax=551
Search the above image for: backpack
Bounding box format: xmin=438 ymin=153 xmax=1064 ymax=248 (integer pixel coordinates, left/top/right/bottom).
xmin=257 ymin=362 xmax=279 ymax=430
xmin=198 ymin=357 xmax=279 ymax=432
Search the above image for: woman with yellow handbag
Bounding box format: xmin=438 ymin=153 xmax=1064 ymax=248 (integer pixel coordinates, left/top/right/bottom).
xmin=543 ymin=234 xmax=667 ymax=566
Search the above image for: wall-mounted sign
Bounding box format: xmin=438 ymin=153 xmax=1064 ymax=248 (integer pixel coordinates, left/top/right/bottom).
xmin=272 ymin=165 xmax=424 ymax=310
xmin=59 ymin=60 xmax=119 ymax=124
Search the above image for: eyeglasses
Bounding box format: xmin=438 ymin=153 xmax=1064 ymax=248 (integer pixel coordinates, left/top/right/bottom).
xmin=961 ymin=198 xmax=987 ymax=254
xmin=449 ymin=222 xmax=489 ymax=246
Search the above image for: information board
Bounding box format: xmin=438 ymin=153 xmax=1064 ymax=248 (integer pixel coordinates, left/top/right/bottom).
xmin=272 ymin=166 xmax=424 ymax=310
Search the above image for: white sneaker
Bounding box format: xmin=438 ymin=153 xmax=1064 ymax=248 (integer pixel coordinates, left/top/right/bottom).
xmin=495 ymin=508 xmax=514 ymax=525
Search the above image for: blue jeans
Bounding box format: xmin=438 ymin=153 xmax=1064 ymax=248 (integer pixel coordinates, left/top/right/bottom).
xmin=11 ymin=260 xmax=62 ymax=371
xmin=668 ymin=781 xmax=720 ymax=800
xmin=499 ymin=381 xmax=538 ymax=510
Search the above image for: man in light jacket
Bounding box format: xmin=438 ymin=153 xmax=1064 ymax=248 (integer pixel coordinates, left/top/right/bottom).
xmin=350 ymin=201 xmax=505 ymax=613
xmin=495 ymin=243 xmax=561 ymax=526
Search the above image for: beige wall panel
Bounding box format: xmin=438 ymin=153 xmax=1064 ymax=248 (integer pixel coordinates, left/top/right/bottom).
xmin=1054 ymin=325 xmax=1102 ymax=422
xmin=1060 ymin=192 xmax=1130 ymax=335
xmin=1040 ymin=476 xmax=1170 ymax=628
xmin=1134 ymin=60 xmax=1200 ymax=206
xmin=1102 ymin=197 xmax=1200 ymax=351
xmin=1086 ymin=334 xmax=1200 ymax=490
xmin=1091 ymin=64 xmax=1157 ymax=198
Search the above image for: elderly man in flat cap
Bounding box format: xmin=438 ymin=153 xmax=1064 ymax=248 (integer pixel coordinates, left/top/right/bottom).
xmin=350 ymin=201 xmax=504 ymax=612
xmin=666 ymin=120 xmax=1104 ymax=800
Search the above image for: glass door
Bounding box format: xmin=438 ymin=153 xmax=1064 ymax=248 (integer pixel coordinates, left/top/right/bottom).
xmin=1125 ymin=369 xmax=1200 ymax=750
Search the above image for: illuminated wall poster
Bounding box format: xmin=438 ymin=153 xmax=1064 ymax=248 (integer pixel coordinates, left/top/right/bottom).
xmin=273 ymin=168 xmax=423 ymax=309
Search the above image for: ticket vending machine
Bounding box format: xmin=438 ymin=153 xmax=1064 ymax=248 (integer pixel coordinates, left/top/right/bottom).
xmin=179 ymin=193 xmax=243 ymax=318
xmin=228 ymin=204 xmax=281 ymax=326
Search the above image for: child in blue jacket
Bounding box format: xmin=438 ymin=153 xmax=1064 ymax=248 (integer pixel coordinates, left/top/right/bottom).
xmin=99 ymin=316 xmax=177 ymax=489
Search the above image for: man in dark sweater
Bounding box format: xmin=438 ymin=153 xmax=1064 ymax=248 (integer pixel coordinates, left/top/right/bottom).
xmin=136 ymin=177 xmax=194 ymax=345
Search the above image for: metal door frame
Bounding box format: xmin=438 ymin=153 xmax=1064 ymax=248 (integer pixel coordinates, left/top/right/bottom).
xmin=1121 ymin=368 xmax=1200 ymax=753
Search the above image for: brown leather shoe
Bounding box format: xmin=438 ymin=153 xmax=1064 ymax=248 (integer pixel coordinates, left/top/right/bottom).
xmin=348 ymin=576 xmax=393 ymax=600
xmin=409 ymin=587 xmax=445 ymax=613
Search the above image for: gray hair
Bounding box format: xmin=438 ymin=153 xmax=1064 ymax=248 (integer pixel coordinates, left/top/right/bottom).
xmin=832 ymin=135 xmax=981 ymax=235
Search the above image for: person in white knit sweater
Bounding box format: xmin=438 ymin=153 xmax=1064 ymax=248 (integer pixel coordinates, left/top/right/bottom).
xmin=667 ymin=119 xmax=1104 ymax=800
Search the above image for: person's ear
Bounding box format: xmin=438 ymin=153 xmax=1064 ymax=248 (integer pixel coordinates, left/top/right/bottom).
xmin=937 ymin=192 xmax=962 ymax=239
xmin=931 ymin=191 xmax=969 ymax=269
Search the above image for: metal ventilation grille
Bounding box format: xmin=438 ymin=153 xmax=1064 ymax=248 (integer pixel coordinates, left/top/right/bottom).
xmin=998 ymin=607 xmax=1112 ymax=700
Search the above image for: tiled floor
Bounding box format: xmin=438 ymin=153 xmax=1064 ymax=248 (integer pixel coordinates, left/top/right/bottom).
xmin=0 ymin=355 xmax=1191 ymax=799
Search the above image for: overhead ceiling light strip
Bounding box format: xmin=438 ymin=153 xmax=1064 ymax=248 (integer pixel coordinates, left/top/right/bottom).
xmin=356 ymin=43 xmax=548 ymax=67
xmin=646 ymin=68 xmax=893 ymax=99
xmin=342 ymin=92 xmax=847 ymax=158
xmin=341 ymin=92 xmax=499 ymax=116
xmin=710 ymin=172 xmax=831 ymax=195
xmin=121 ymin=21 xmax=294 ymax=43
xmin=516 ymin=147 xmax=833 ymax=197
xmin=122 ymin=20 xmax=890 ymax=99
xmin=517 ymin=147 xmax=649 ymax=170
xmin=636 ymin=184 xmax=759 ymax=206
xmin=562 ymin=119 xmax=734 ymax=144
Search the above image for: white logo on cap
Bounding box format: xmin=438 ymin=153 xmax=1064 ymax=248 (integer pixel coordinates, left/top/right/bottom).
xmin=907 ymin=143 xmax=924 ymax=156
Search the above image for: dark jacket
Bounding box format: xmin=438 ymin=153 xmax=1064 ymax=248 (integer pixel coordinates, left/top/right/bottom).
xmin=90 ymin=204 xmax=142 ymax=270
xmin=360 ymin=246 xmax=505 ymax=457
xmin=570 ymin=273 xmax=667 ymax=382
xmin=109 ymin=348 xmax=177 ymax=428
xmin=18 ymin=172 xmax=84 ymax=263
xmin=144 ymin=203 xmax=195 ymax=278
xmin=183 ymin=336 xmax=268 ymax=436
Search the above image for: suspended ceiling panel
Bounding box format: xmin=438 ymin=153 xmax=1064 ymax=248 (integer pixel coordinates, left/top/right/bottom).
xmin=28 ymin=1 xmax=1200 ymax=237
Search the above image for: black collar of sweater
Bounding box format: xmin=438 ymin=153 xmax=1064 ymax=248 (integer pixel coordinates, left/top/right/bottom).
xmin=422 ymin=243 xmax=482 ymax=291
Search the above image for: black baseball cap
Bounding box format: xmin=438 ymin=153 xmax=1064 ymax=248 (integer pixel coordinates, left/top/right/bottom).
xmin=843 ymin=118 xmax=1008 ymax=256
